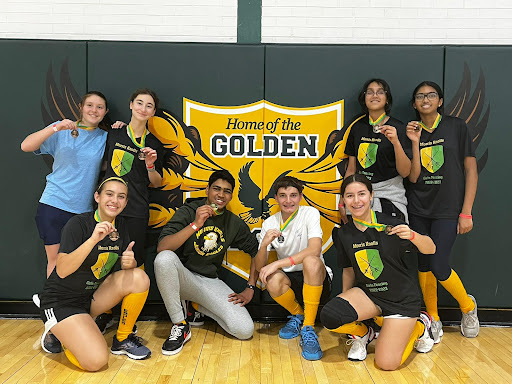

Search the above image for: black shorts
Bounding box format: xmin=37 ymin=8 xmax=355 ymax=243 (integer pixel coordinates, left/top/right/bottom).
xmin=40 ymin=295 xmax=93 ymax=333
xmin=285 ymin=269 xmax=332 ymax=306
xmin=35 ymin=203 xmax=75 ymax=245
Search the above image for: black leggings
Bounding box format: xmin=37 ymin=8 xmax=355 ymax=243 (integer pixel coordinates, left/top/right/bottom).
xmin=120 ymin=215 xmax=148 ymax=267
xmin=408 ymin=214 xmax=458 ymax=281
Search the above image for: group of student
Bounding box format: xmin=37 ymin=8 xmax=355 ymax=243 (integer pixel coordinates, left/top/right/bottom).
xmin=21 ymin=78 xmax=479 ymax=372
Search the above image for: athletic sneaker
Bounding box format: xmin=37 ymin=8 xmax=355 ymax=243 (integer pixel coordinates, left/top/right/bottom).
xmin=111 ymin=333 xmax=151 ymax=360
xmin=162 ymin=322 xmax=191 ymax=356
xmin=461 ymin=294 xmax=480 ymax=338
xmin=42 ymin=332 xmax=62 ymax=354
xmin=183 ymin=300 xmax=205 ymax=326
xmin=431 ymin=320 xmax=443 ymax=344
xmin=346 ymin=327 xmax=375 ymax=361
xmin=415 ymin=311 xmax=435 ymax=353
xmin=299 ymin=326 xmax=323 ymax=360
xmin=95 ymin=312 xmax=115 ymax=334
xmin=278 ymin=314 xmax=304 ymax=339
xmin=32 ymin=293 xmax=40 ymax=308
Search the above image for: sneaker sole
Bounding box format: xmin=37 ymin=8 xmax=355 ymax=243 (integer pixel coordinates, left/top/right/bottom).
xmin=189 ymin=321 xmax=205 ymax=327
xmin=348 ymin=356 xmax=366 ymax=362
xmin=161 ymin=332 xmax=191 ymax=356
xmin=302 ymin=351 xmax=323 ymax=361
xmin=279 ymin=332 xmax=300 ymax=340
xmin=110 ymin=348 xmax=151 ymax=360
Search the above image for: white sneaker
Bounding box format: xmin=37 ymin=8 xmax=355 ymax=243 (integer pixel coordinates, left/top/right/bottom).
xmin=415 ymin=312 xmax=435 ymax=353
xmin=431 ymin=320 xmax=443 ymax=344
xmin=347 ymin=327 xmax=375 ymax=361
xmin=32 ymin=293 xmax=40 ymax=308
xmin=461 ymin=294 xmax=480 ymax=338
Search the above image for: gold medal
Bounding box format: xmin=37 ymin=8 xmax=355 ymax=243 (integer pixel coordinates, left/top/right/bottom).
xmin=138 ymin=150 xmax=146 ymax=160
xmin=71 ymin=128 xmax=79 ymax=138
xmin=109 ymin=230 xmax=119 ymax=242
xmin=385 ymin=225 xmax=393 ymax=235
xmin=210 ymin=203 xmax=218 ymax=215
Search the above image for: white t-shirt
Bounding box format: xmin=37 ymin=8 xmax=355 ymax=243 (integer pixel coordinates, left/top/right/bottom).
xmin=260 ymin=206 xmax=333 ymax=278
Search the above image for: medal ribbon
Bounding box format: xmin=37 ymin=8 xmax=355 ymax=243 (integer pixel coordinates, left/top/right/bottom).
xmin=127 ymin=124 xmax=147 ymax=149
xmin=352 ymin=210 xmax=386 ymax=232
xmin=94 ymin=209 xmax=116 ymax=227
xmin=369 ymin=112 xmax=387 ymax=127
xmin=280 ymin=208 xmax=299 ymax=232
xmin=418 ymin=113 xmax=442 ymax=132
xmin=76 ymin=120 xmax=97 ymax=130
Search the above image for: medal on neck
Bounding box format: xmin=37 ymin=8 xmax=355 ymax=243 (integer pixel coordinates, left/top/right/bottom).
xmin=94 ymin=210 xmax=119 ymax=241
xmin=127 ymin=124 xmax=148 ymax=160
xmin=353 ymin=210 xmax=393 ymax=235
xmin=278 ymin=208 xmax=299 ymax=243
xmin=369 ymin=112 xmax=387 ymax=133
xmin=418 ymin=113 xmax=442 ymax=132
xmin=72 ymin=121 xmax=96 ymax=138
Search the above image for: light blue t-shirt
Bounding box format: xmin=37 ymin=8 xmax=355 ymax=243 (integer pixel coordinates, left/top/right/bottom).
xmin=36 ymin=121 xmax=108 ymax=214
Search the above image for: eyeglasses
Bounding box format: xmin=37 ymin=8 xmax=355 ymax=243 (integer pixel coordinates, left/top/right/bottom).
xmin=365 ymin=89 xmax=386 ymax=97
xmin=415 ymin=92 xmax=438 ymax=101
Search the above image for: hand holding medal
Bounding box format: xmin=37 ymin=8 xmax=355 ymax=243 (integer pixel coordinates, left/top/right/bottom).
xmin=121 ymin=241 xmax=136 ymax=270
xmin=91 ymin=221 xmax=118 ymax=243
xmin=379 ymin=124 xmax=399 ymax=144
xmin=388 ymin=224 xmax=415 ymax=240
xmin=261 ymin=229 xmax=282 ymax=247
xmin=51 ymin=119 xmax=76 ymax=134
xmin=142 ymin=147 xmax=157 ymax=167
xmin=406 ymin=121 xmax=422 ymax=143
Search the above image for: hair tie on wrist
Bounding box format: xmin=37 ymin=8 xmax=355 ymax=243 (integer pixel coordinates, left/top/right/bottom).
xmin=410 ymin=231 xmax=415 ymax=241
xmin=190 ymin=222 xmax=199 ymax=231
xmin=288 ymin=256 xmax=295 ymax=266
xmin=459 ymin=213 xmax=472 ymax=219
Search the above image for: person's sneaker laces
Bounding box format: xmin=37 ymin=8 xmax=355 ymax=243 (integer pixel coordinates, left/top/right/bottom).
xmin=95 ymin=313 xmax=115 ymax=334
xmin=415 ymin=311 xmax=435 ymax=353
xmin=346 ymin=327 xmax=375 ymax=361
xmin=162 ymin=322 xmax=191 ymax=356
xmin=183 ymin=300 xmax=205 ymax=326
xmin=278 ymin=314 xmax=304 ymax=339
xmin=461 ymin=294 xmax=480 ymax=338
xmin=41 ymin=332 xmax=62 ymax=354
xmin=111 ymin=333 xmax=151 ymax=360
xmin=299 ymin=326 xmax=323 ymax=360
xmin=431 ymin=320 xmax=443 ymax=344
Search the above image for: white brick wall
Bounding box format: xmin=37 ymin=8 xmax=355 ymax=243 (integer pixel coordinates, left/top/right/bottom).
xmin=2 ymin=0 xmax=512 ymax=44
xmin=262 ymin=0 xmax=512 ymax=44
xmin=0 ymin=0 xmax=238 ymax=42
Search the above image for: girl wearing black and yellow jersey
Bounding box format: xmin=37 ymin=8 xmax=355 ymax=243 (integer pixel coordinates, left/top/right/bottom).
xmin=321 ymin=174 xmax=437 ymax=371
xmin=405 ymin=81 xmax=479 ymax=342
xmin=39 ymin=177 xmax=151 ymax=371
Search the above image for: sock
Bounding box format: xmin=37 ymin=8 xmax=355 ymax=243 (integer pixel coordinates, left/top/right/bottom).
xmin=400 ymin=321 xmax=425 ymax=365
xmin=116 ymin=289 xmax=149 ymax=342
xmin=64 ymin=346 xmax=85 ymax=370
xmin=302 ymin=284 xmax=323 ymax=328
xmin=178 ymin=320 xmax=187 ymax=325
xmin=272 ymin=288 xmax=304 ymax=316
xmin=328 ymin=321 xmax=368 ymax=337
xmin=373 ymin=316 xmax=384 ymax=328
xmin=439 ymin=270 xmax=475 ymax=313
xmin=105 ymin=309 xmax=113 ymax=315
xmin=419 ymin=271 xmax=440 ymax=321
xmin=191 ymin=301 xmax=199 ymax=311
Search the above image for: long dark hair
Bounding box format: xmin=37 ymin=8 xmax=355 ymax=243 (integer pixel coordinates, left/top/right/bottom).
xmin=411 ymin=81 xmax=444 ymax=119
xmin=357 ymin=78 xmax=393 ymax=115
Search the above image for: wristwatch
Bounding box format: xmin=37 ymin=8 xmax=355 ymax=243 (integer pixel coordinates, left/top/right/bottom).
xmin=246 ymin=283 xmax=255 ymax=290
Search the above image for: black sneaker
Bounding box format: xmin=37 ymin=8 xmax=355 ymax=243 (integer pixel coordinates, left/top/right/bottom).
xmin=183 ymin=300 xmax=205 ymax=326
xmin=162 ymin=322 xmax=191 ymax=356
xmin=111 ymin=333 xmax=151 ymax=360
xmin=41 ymin=332 xmax=62 ymax=354
xmin=95 ymin=312 xmax=115 ymax=334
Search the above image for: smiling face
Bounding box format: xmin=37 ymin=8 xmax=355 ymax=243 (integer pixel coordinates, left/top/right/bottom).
xmin=342 ymin=182 xmax=372 ymax=220
xmin=205 ymin=179 xmax=233 ymax=211
xmin=365 ymin=81 xmax=388 ymax=114
xmin=275 ymin=186 xmax=302 ymax=217
xmin=94 ymin=181 xmax=128 ymax=220
xmin=80 ymin=94 xmax=108 ymax=127
xmin=130 ymin=94 xmax=156 ymax=123
xmin=414 ymin=85 xmax=443 ymax=117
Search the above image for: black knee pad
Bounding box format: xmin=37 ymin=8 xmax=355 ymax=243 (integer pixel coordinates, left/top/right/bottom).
xmin=320 ymin=297 xmax=358 ymax=330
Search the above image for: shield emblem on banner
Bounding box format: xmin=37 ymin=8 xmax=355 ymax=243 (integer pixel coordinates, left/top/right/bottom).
xmin=357 ymin=143 xmax=378 ymax=169
xmin=421 ymin=145 xmax=444 ymax=173
xmin=111 ymin=149 xmax=134 ymax=177
xmin=91 ymin=252 xmax=119 ymax=280
xmin=355 ymin=249 xmax=383 ymax=280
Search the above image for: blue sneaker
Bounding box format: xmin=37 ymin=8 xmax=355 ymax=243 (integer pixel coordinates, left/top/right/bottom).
xmin=111 ymin=333 xmax=151 ymax=360
xmin=279 ymin=314 xmax=304 ymax=339
xmin=300 ymin=326 xmax=323 ymax=360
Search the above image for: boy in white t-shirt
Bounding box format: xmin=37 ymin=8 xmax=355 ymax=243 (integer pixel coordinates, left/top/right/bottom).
xmin=255 ymin=176 xmax=332 ymax=361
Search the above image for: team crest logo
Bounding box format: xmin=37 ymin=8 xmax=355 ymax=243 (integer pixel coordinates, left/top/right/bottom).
xmin=355 ymin=249 xmax=383 ymax=280
xmin=91 ymin=252 xmax=119 ymax=279
xmin=421 ymin=145 xmax=444 ymax=173
xmin=111 ymin=149 xmax=134 ymax=177
xmin=357 ymin=143 xmax=378 ymax=169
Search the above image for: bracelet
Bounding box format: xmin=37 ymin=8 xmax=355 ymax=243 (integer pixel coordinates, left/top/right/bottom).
xmin=338 ymin=203 xmax=344 ymax=208
xmin=459 ymin=213 xmax=472 ymax=219
xmin=146 ymin=164 xmax=156 ymax=172
xmin=190 ymin=222 xmax=199 ymax=231
xmin=52 ymin=124 xmax=58 ymax=132
xmin=289 ymin=256 xmax=295 ymax=266
xmin=410 ymin=231 xmax=415 ymax=241
xmin=246 ymin=283 xmax=255 ymax=290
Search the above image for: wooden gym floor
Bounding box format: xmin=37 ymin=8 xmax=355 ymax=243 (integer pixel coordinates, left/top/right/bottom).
xmin=0 ymin=319 xmax=511 ymax=383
